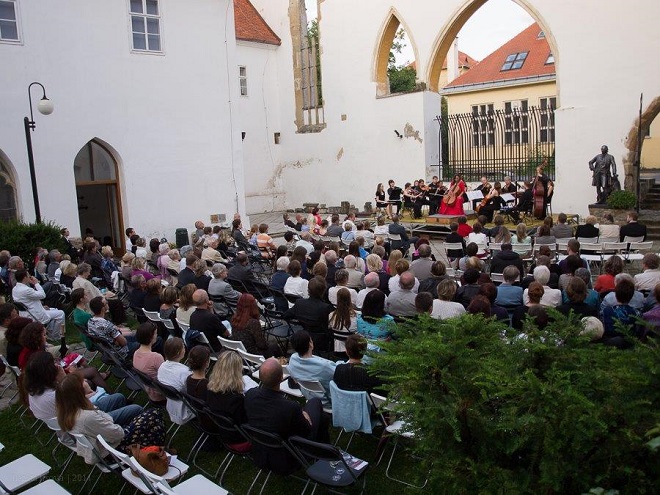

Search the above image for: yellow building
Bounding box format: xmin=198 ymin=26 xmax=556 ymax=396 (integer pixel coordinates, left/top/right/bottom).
xmin=440 ymin=23 xmax=557 ymax=182
xmin=641 ymin=119 xmax=660 ymax=169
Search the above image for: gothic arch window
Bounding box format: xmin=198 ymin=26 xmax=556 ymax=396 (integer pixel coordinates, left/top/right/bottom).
xmin=0 ymin=157 xmax=18 ymax=221
xmin=374 ymin=10 xmax=419 ymax=97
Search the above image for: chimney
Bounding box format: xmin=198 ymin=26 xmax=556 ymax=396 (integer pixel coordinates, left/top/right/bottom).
xmin=447 ymin=37 xmax=459 ymax=83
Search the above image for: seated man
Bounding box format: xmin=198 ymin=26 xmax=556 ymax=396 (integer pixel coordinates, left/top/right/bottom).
xmin=244 ymin=358 xmax=327 ymax=475
xmin=283 ymin=277 xmax=333 ymax=352
xmin=495 ymin=266 xmax=523 ymax=307
xmin=454 ymin=268 xmax=482 ymax=308
xmin=385 ymin=271 xmax=418 ymax=317
xmin=489 ymin=243 xmax=524 ymax=279
xmin=189 ymin=289 xmax=230 ymax=351
xmin=356 ymin=272 xmax=379 ymax=309
xmin=551 ymin=213 xmax=574 ymax=239
xmin=601 ymin=273 xmax=646 ymax=313
xmin=87 ymin=296 xmax=140 ymax=360
xmin=227 ymin=252 xmax=255 ymax=282
xmin=327 ymin=269 xmax=358 ymax=306
xmin=176 ymin=254 xmax=198 ymax=289
xmin=12 ymin=269 xmax=65 ymax=344
xmin=344 ymin=255 xmax=365 ymax=290
xmin=444 ymin=223 xmax=466 ymax=262
xmin=207 ymin=263 xmax=241 ymax=319
xmin=201 ymin=238 xmax=229 ymax=265
xmin=287 ymin=330 xmax=337 ymax=403
xmin=388 ymin=215 xmax=418 ymax=254
xmin=410 ymin=244 xmax=434 ymax=281
xmin=634 ymin=253 xmax=660 ymax=292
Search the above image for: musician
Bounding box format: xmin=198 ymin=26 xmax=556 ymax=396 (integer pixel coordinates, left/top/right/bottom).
xmin=477 ymin=182 xmax=506 ymax=223
xmin=403 ymin=182 xmax=423 ymax=219
xmin=503 ymin=181 xmax=533 ymax=223
xmin=374 ymin=183 xmax=388 ymax=214
xmin=415 ymin=179 xmax=430 ymax=217
xmin=440 ymin=174 xmax=466 ymax=216
xmin=428 ymin=176 xmax=445 ymax=215
xmin=532 ymin=164 xmax=554 ymax=219
xmin=473 ymin=176 xmax=492 ymax=210
xmin=502 ymin=177 xmax=517 ymax=194
xmin=387 ymin=179 xmax=402 ymax=216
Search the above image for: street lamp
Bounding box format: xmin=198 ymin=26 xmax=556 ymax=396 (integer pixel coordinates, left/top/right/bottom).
xmin=24 ymin=82 xmax=54 ymax=224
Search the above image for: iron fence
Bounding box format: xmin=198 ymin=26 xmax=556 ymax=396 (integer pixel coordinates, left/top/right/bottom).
xmin=436 ymin=105 xmax=555 ymax=183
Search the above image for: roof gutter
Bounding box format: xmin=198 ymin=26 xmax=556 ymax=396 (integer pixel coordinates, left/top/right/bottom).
xmin=441 ymin=73 xmax=556 ymax=95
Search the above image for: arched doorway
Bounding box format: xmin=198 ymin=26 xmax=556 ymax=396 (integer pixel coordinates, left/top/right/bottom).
xmin=624 ymin=95 xmax=660 ymax=191
xmin=0 ymin=151 xmax=19 ymax=222
xmin=74 ymin=139 xmax=125 ymax=252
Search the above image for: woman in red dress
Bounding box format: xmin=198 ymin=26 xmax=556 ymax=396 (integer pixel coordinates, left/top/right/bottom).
xmin=440 ymin=175 xmax=466 ymax=216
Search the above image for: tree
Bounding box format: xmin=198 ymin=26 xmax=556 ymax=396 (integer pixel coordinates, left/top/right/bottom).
xmin=388 ymin=28 xmax=416 ymax=94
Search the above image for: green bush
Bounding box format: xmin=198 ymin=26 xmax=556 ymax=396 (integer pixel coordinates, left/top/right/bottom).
xmin=0 ymin=220 xmax=65 ymax=269
xmin=369 ymin=313 xmax=659 ymax=494
xmin=606 ymin=190 xmax=636 ymax=209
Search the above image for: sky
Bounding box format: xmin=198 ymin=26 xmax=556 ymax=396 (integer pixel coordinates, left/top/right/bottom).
xmin=302 ymin=0 xmax=534 ymax=67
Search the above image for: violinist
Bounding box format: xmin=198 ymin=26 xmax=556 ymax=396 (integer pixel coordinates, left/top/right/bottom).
xmin=440 ymin=174 xmax=466 ymax=216
xmin=473 ymin=176 xmax=492 ymax=210
xmin=476 ymin=181 xmax=506 ymax=223
xmin=503 ymin=181 xmax=533 ymax=223
xmin=502 ymin=176 xmax=517 ymax=194
xmin=404 ymin=182 xmax=423 ymax=219
xmin=428 ymin=176 xmax=445 ymax=215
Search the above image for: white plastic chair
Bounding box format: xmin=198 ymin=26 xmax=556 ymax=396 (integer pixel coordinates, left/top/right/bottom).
xmin=489 ymin=272 xmax=505 ymax=284
xmin=18 ymin=479 xmax=72 ymax=495
xmin=42 ymin=417 xmax=76 ymax=475
xmin=175 ymin=319 xmax=190 ymax=343
xmin=71 ymin=432 xmax=121 ymax=494
xmin=236 ymin=348 xmax=265 ymax=380
xmin=154 ymin=475 xmax=229 ymax=495
xmin=296 ymin=379 xmax=332 ymax=414
xmin=143 ymin=310 xmax=162 ymax=324
xmin=218 ymin=336 xmax=247 ymax=353
xmin=0 ymin=454 xmax=51 ymax=493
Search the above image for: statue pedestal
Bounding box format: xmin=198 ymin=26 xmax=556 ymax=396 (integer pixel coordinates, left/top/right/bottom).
xmin=587 ymin=205 xmax=629 ymax=224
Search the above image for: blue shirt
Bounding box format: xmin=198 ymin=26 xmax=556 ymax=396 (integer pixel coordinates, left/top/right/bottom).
xmin=602 ymin=304 xmax=640 ymax=337
xmin=562 ymin=288 xmax=599 ymax=309
xmin=287 ymin=353 xmax=337 ymax=399
xmin=495 ymin=284 xmax=523 ymax=307
xmin=357 ymin=314 xmax=394 ymax=339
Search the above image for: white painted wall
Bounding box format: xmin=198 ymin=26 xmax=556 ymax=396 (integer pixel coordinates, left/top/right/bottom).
xmin=251 ymin=0 xmax=660 ymax=216
xmin=236 ymin=41 xmax=285 ymax=214
xmin=0 ymin=0 xmax=245 ymax=242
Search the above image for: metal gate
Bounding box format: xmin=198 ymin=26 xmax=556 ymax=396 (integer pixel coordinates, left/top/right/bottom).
xmin=436 ymin=104 xmax=555 ymax=183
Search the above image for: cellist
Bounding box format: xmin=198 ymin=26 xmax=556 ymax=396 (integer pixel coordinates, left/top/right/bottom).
xmin=440 ymin=174 xmax=466 ymax=216
xmin=532 ymin=162 xmax=553 ymax=219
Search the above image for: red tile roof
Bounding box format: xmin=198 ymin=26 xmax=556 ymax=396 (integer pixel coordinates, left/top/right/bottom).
xmin=234 ymin=0 xmax=281 ymax=46
xmin=445 ymin=22 xmax=554 ymax=89
xmin=442 ymin=51 xmax=479 ymax=70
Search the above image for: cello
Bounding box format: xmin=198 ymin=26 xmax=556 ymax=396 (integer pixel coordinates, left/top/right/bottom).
xmin=532 ymin=160 xmax=547 ymax=219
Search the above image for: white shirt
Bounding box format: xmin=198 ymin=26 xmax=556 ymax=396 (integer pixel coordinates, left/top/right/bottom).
xmin=634 ymin=269 xmax=660 ymax=291
xmin=284 ymin=276 xmax=309 ymax=298
xmin=388 ymin=275 xmax=420 ymax=294
xmin=135 ymin=247 xmax=148 ymax=259
xmin=126 ymin=237 xmax=133 ymax=253
xmin=157 ymin=361 xmax=194 ymax=424
xmin=467 ymin=232 xmax=488 ymax=254
xmin=431 ymin=300 xmax=466 ymax=320
xmin=343 ymin=220 xmax=357 ymax=232
xmin=328 ymin=286 xmax=358 ymax=306
xmin=374 ymin=225 xmax=390 ymax=236
xmin=295 ymin=239 xmax=314 ymax=255
xmin=356 ymin=287 xmax=377 ymax=309
xmin=12 ymin=282 xmax=49 ymax=324
xmin=522 ymin=285 xmax=562 ymax=307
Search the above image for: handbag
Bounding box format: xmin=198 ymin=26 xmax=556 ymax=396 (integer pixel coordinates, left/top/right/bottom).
xmin=129 ymin=444 xmax=169 ymax=476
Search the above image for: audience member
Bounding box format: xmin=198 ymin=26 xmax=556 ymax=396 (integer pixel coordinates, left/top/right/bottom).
xmin=284 ymin=260 xmax=309 ymax=299
xmin=385 ymin=271 xmax=418 ymax=317
xmin=12 ymin=269 xmax=65 ymax=344
xmin=601 ymin=273 xmax=646 ymax=313
xmin=417 ymin=261 xmax=447 ymax=295
xmin=175 ymin=284 xmax=197 ymax=325
xmin=284 ymin=277 xmax=333 ymax=352
xmin=358 ymin=289 xmax=393 ymax=339
xmin=415 ymin=292 xmax=434 ymax=315
xmin=333 ymin=334 xmax=383 ymax=393
xmin=189 ymin=289 xmax=229 ymax=351
xmin=467 ymin=295 xmax=491 ymax=318
xmin=208 ymin=263 xmax=241 ymax=319
xmin=512 ymin=282 xmax=544 ymax=330
xmin=575 ymin=216 xmax=600 ymax=239
xmin=495 ymin=266 xmax=523 ymax=307
xmin=87 ymin=296 xmax=140 ymax=360
xmin=551 ymin=213 xmax=574 ymax=239
xmin=410 ymin=244 xmax=434 ymax=281
xmin=132 ymin=322 xmax=166 ymax=404
xmin=602 ymin=277 xmax=641 ymax=337
xmin=231 ymin=294 xmax=278 ymax=358
xmin=356 ymin=272 xmax=379 ymax=309
xmin=328 ymin=270 xmax=358 ymax=306
xmin=598 ymin=213 xmax=620 ymax=241
xmin=619 ymin=211 xmax=647 ymax=241
xmin=287 ymin=330 xmax=337 ymax=402
xmin=157 ymin=337 xmax=194 ymax=424
xmin=523 ymin=266 xmax=561 ymax=307
xmin=227 ymin=253 xmax=254 ymax=282
xmin=558 ymin=277 xmax=598 ymax=318
xmin=478 ymin=283 xmax=508 ymax=321
xmin=344 ymin=255 xmax=365 ymax=289
xmin=634 ymin=253 xmax=660 ymax=292
xmin=455 ymin=269 xmax=481 ymax=308
xmin=431 ymin=279 xmax=465 ymax=320
xmin=456 ymin=216 xmax=473 ymax=237
xmin=595 ymin=256 xmax=623 ymax=294
xmin=490 ymin=243 xmax=523 ymax=278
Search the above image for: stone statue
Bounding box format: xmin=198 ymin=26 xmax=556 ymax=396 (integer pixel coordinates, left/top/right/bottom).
xmin=588 ymin=145 xmax=618 ymax=203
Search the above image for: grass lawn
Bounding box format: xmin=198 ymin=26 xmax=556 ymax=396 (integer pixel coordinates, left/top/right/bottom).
xmin=0 ymin=350 xmax=428 ymax=494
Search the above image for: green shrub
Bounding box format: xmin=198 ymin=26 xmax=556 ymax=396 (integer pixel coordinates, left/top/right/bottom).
xmin=369 ymin=313 xmax=659 ymax=494
xmin=606 ymin=190 xmax=636 ymax=209
xmin=0 ymin=220 xmax=65 ymax=269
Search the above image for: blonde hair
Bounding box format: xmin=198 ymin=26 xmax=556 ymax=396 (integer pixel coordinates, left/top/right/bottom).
xmin=516 ymin=223 xmax=528 ymax=243
xmin=62 ymin=262 xmax=77 ymax=277
xmin=207 ymin=351 xmax=244 ymax=394
xmin=121 ymin=252 xmax=135 ymax=265
xmin=585 ymin=215 xmax=597 ymax=225
xmin=101 ymin=245 xmax=113 ymax=258
xmin=131 ymin=257 xmax=145 ymax=270
xmin=366 ymin=253 xmax=383 ymax=273
xmin=388 ymin=250 xmax=403 ymax=276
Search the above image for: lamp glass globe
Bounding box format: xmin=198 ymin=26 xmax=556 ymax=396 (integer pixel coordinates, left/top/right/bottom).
xmin=37 ymin=98 xmax=54 ymax=115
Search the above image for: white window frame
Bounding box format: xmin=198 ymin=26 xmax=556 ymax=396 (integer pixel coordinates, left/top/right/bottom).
xmin=128 ymin=0 xmax=163 ymax=54
xmin=539 ymin=97 xmax=556 ymax=143
xmin=239 ymin=66 xmax=248 ymax=97
xmin=0 ymin=0 xmax=21 ymax=44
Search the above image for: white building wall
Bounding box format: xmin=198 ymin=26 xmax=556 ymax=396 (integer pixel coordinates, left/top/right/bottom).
xmin=236 ymin=41 xmax=285 ymax=214
xmin=0 ymin=0 xmax=245 ymax=240
xmin=251 ymin=0 xmax=660 ymax=216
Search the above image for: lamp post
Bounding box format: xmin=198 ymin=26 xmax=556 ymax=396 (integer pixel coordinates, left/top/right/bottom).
xmin=24 ymin=82 xmax=54 ymax=224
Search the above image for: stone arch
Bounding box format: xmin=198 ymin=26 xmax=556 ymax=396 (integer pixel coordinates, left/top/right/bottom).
xmin=426 ymin=0 xmax=560 ymax=94
xmin=373 ymin=8 xmax=421 ymax=97
xmin=623 ymin=95 xmax=660 ymax=191
xmin=0 ymin=149 xmax=20 ymax=221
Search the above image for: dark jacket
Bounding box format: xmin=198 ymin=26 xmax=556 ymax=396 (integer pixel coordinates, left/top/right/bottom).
xmin=489 ymin=250 xmax=524 ymax=280
xmin=455 ymin=284 xmax=481 ymax=308
xmin=283 ymin=297 xmax=332 ymax=351
xmin=444 ymin=232 xmax=465 ymax=259
xmin=227 ymin=263 xmax=254 ymax=282
xmin=619 ymin=222 xmax=647 ymax=242
xmin=575 ymin=224 xmax=599 ymax=240
xmin=189 ymin=308 xmax=229 ymax=351
xmin=176 ymin=267 xmax=196 ymax=289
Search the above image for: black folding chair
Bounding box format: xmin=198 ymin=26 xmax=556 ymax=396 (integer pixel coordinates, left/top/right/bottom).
xmin=204 ymin=409 xmax=253 ymax=484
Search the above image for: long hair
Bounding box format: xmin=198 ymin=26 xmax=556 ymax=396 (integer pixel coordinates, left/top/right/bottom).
xmin=388 ymin=250 xmax=403 ymax=277
xmin=19 ymin=322 xmax=45 ymax=351
xmin=23 ymin=351 xmax=59 ymax=396
xmin=207 ymin=351 xmax=244 ymax=394
xmin=329 ymin=288 xmax=355 ymax=330
xmin=231 ymin=293 xmax=260 ymax=330
xmin=56 ymin=374 xmax=94 ymax=432
xmin=179 ymin=284 xmax=196 ymax=310
xmin=361 ymin=289 xmax=386 ymax=322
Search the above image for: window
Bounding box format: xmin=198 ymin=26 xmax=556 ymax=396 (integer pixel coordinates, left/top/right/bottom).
xmin=0 ymin=0 xmax=19 ymax=42
xmin=239 ymin=66 xmax=248 ymax=96
xmin=539 ymin=97 xmax=556 ymax=143
xmin=501 ymin=52 xmax=528 ymax=71
xmin=471 ymin=104 xmax=495 ymax=147
xmin=504 ymin=100 xmax=528 ymax=145
xmin=129 ymin=0 xmax=161 ymax=52
xmin=545 ymin=53 xmax=555 ymax=65
xmin=537 ymin=30 xmax=545 ymax=40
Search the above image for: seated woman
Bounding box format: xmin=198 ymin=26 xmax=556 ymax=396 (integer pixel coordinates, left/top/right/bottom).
xmin=594 ymin=255 xmax=623 ymax=294
xmin=134 ymin=237 xmax=148 ymax=259
xmin=56 ymin=373 xmax=166 ymax=464
xmin=357 ymin=289 xmax=393 ymax=340
xmin=333 ymin=334 xmax=383 ymax=393
xmin=557 ymin=277 xmax=598 ymax=318
xmin=329 ymin=288 xmax=358 ymax=353
xmin=206 ymin=351 xmax=253 ymax=451
xmin=132 ymin=322 xmax=166 ymax=405
xmin=157 ymin=338 xmax=194 ymax=424
xmin=59 ymin=261 xmax=77 ymax=289
xmin=558 ymin=255 xmax=584 ymax=291
xmin=512 ymin=223 xmax=532 ymax=246
xmin=159 ymin=286 xmax=178 ymax=322
xmin=143 ymin=278 xmax=162 ymax=312
xmin=366 ymin=253 xmax=390 ymax=295
xmin=25 ymin=351 xmax=141 ymax=426
xmin=185 ymin=345 xmax=211 ymax=402
xmin=431 ymin=279 xmax=465 ymax=320
xmin=6 ymin=317 xmax=31 ymax=367
xmin=467 ymin=223 xmax=488 ymax=257
xmin=230 ymin=294 xmax=279 ymax=358
xmin=175 ymin=284 xmax=197 ymax=325
xmin=73 ymin=262 xmax=126 ymax=324
xmin=131 ymin=257 xmax=156 ymax=281
xmin=283 ymin=260 xmax=308 ymax=299
xmin=512 ymin=282 xmax=544 ymax=330
xmin=156 ymin=243 xmax=173 ymax=282
xmin=534 ymin=225 xmax=556 ymax=246
xmin=100 ymin=246 xmax=120 ymax=288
